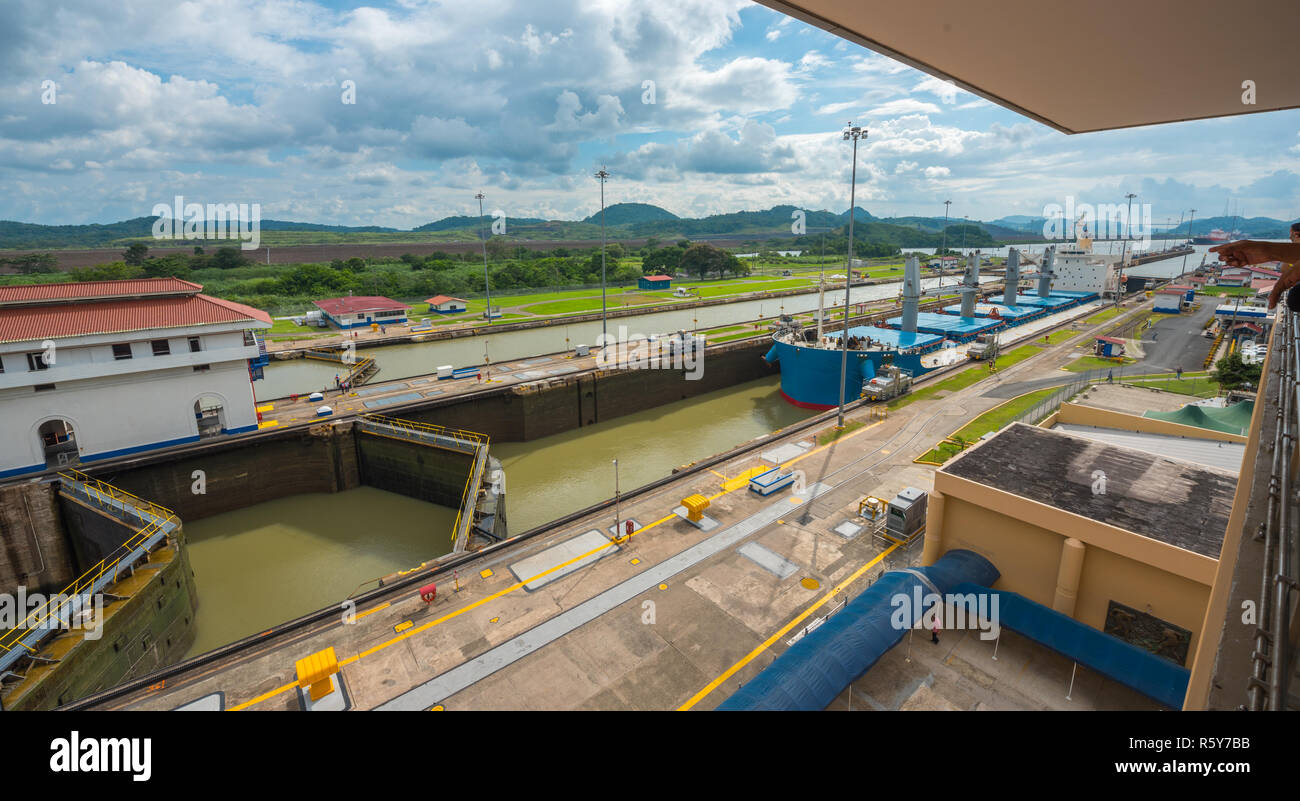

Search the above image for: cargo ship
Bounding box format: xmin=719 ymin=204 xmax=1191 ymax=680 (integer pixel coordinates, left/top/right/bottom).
xmin=764 ymin=248 xmax=1097 ymax=408
xmin=1192 ymin=228 xmax=1231 ymax=245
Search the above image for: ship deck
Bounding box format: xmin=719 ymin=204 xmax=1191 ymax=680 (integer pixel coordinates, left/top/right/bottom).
xmin=885 ymin=312 xmax=1001 ymax=341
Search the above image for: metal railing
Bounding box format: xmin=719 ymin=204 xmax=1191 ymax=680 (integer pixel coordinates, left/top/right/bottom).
xmin=1247 ymin=308 xmax=1298 ymax=711
xmin=0 ymin=472 xmax=179 ymax=671
xmin=304 ymin=348 xmax=378 ymax=386
xmin=57 ymin=468 xmax=178 ymax=525
xmin=359 ymin=414 xmax=488 ymax=451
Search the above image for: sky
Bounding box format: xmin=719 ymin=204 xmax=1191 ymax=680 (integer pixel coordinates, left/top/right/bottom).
xmin=1 ymin=0 xmax=1298 ymax=230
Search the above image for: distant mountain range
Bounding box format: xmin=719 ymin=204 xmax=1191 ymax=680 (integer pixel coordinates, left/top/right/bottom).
xmin=0 ymin=205 xmax=1293 ymax=250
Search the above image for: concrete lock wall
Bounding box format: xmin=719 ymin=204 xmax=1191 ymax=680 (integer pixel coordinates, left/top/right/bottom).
xmin=97 ymin=423 xmax=362 ymax=523
xmin=356 ymin=432 xmax=476 ymax=508
xmin=0 ymin=483 xmax=79 ymax=594
xmin=397 ymin=338 xmax=777 ymax=442
xmin=8 ymin=538 xmax=198 ymax=711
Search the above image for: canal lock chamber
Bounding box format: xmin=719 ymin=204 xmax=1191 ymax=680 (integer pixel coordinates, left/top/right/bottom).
xmin=0 ymin=417 xmax=499 ymax=709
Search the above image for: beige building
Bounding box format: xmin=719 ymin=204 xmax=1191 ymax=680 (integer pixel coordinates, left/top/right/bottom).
xmin=921 ymin=421 xmax=1236 ymax=672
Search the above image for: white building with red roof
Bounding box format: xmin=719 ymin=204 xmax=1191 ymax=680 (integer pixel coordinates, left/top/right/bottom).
xmin=425 ymin=295 xmax=467 ymax=314
xmin=313 ymin=295 xmax=410 ymax=328
xmin=0 ymin=278 xmax=272 ymax=478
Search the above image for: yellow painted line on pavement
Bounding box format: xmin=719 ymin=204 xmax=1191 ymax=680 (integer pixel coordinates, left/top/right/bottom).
xmin=722 ymin=466 xmax=768 ymax=492
xmin=229 ymin=414 xmax=886 ymax=711
xmin=353 ymin=602 xmax=389 ymax=621
xmin=256 ymin=403 xmax=275 ymax=412
xmin=678 ymin=540 xmax=900 ymax=711
xmin=257 ymin=420 xmax=279 ymax=429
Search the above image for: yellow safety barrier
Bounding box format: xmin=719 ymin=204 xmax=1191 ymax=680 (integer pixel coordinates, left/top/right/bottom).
xmin=362 ymin=414 xmax=488 ymax=446
xmin=682 ymin=494 xmax=710 ymax=523
xmin=295 ymin=646 xmax=340 ymax=702
xmin=58 ymin=468 xmax=178 ymax=523
xmin=0 ymin=472 xmax=178 ymax=656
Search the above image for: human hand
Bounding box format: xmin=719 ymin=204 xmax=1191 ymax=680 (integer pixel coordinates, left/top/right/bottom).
xmin=1211 ymin=240 xmax=1294 ymax=268
xmin=1268 ymin=266 xmax=1300 ymax=309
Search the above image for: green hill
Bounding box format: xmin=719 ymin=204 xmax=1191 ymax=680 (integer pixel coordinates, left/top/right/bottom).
xmin=581 ymin=203 xmax=678 ymax=226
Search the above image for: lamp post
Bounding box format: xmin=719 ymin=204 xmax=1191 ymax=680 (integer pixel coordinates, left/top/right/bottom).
xmin=612 ymin=458 xmax=620 ymax=538
xmin=595 ymin=167 xmax=611 ymax=343
xmin=839 ymin=123 xmax=868 ymax=430
xmin=940 ymin=200 xmax=952 ymax=258
xmin=1122 ymin=192 xmax=1136 ymax=266
xmin=476 ymin=192 xmax=493 ymax=325
xmin=1182 ymin=209 xmax=1196 ymax=277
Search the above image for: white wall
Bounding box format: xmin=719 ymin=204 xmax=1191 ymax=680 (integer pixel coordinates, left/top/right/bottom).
xmin=0 ymin=332 xmax=261 ymax=476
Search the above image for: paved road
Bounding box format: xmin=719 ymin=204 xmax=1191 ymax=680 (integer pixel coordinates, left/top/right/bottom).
xmin=987 ymin=300 xmax=1217 ymax=399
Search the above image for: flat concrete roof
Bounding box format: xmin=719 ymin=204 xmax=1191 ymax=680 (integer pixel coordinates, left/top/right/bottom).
xmin=1052 ymin=423 xmax=1246 ymax=475
xmin=942 ymin=423 xmax=1233 ymax=558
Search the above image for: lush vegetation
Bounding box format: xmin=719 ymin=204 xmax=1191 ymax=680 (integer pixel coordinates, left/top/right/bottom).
xmin=818 ymin=419 xmax=866 ymax=445
xmin=1213 ymin=351 xmax=1262 ymax=390
xmin=1084 ymin=307 xmax=1124 ymax=324
xmin=917 ymin=387 xmax=1062 ymax=464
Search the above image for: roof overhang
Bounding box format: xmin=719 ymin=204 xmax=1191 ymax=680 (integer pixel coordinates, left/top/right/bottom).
xmin=756 ymin=0 xmax=1299 ymax=133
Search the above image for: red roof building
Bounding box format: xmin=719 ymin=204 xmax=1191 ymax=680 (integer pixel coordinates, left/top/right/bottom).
xmin=313 ymin=296 xmax=410 ymax=328
xmin=0 ymin=279 xmax=269 ymax=344
xmin=0 ymin=277 xmax=203 ymax=306
xmin=0 ymin=278 xmax=274 ymax=478
xmin=313 ymin=296 xmax=410 ymax=315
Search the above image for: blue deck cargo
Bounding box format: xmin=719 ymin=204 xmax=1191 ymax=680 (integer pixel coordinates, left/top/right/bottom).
xmin=825 ymin=325 xmax=945 ymax=353
xmin=885 ymin=311 xmax=1000 ymax=342
xmin=939 ymin=303 xmax=1043 ymax=326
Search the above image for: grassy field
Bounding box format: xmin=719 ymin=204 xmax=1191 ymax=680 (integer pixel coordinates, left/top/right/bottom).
xmin=889 ymin=363 xmax=991 ymax=409
xmin=1031 ymin=329 xmax=1080 ymax=346
xmin=1126 ymin=375 xmax=1221 ymax=398
xmin=994 ymin=344 xmax=1042 ymax=369
xmin=916 ymin=386 xmax=1062 ymax=464
xmin=708 ymin=329 xmax=767 ymax=344
xmin=1193 ymin=285 xmax=1254 ymax=297
xmin=1064 ymin=355 xmax=1136 ymax=373
xmin=1084 ymin=307 xmax=1124 ymax=325
xmin=819 ymin=420 xmax=866 ymax=445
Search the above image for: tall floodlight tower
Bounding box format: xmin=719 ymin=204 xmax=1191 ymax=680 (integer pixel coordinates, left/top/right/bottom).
xmin=476 ymin=192 xmax=493 ymax=324
xmin=838 ymin=123 xmax=868 ymax=430
xmin=594 ymin=168 xmax=611 ymax=341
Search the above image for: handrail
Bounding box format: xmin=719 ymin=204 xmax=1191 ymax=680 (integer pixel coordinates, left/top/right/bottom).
xmin=1246 ymin=307 xmax=1298 ymax=710
xmin=56 ymin=468 xmax=178 ymax=524
xmin=360 ymin=414 xmax=488 ymax=446
xmin=0 ymin=473 xmax=178 ymax=658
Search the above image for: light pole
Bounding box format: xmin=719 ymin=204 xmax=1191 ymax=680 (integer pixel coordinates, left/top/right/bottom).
xmin=961 ymin=215 xmax=968 ymax=255
xmin=612 ymin=458 xmax=621 ymax=538
xmin=595 ymin=167 xmax=611 ymax=343
xmin=839 ymin=123 xmax=868 ymax=430
xmin=476 ymin=192 xmax=493 ymax=325
xmin=1123 ymin=192 xmax=1136 ymax=266
xmin=1181 ymin=209 xmax=1196 ymax=276
xmin=940 ymin=199 xmax=952 ymax=259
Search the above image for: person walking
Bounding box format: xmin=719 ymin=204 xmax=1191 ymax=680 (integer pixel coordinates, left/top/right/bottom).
xmin=1176 ymin=365 xmax=1183 ymax=380
xmin=931 ymin=614 xmax=941 ymax=645
xmin=1107 ymin=369 xmax=1113 ymax=384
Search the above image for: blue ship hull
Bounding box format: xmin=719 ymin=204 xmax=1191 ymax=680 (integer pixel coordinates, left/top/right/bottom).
xmin=764 ymin=337 xmax=935 ymax=409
